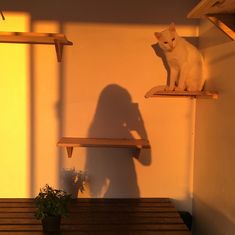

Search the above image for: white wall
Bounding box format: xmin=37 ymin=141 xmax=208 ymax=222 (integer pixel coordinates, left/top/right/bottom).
xmin=62 ymin=22 xmax=196 ymax=213
xmin=0 ymin=1 xmax=198 ymax=213
xmin=193 ymin=19 xmax=235 ymax=234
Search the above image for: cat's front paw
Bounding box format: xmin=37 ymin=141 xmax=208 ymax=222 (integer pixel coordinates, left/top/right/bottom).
xmin=165 ymin=86 xmax=174 ymax=91
xmin=174 ymin=86 xmax=185 ymax=92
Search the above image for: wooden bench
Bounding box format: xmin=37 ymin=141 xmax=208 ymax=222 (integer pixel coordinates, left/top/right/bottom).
xmin=0 ymin=198 xmax=192 ymax=234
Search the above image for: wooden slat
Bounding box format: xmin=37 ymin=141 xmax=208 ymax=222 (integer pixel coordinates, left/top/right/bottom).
xmin=0 ymin=212 xmax=181 ymax=219
xmin=0 ymin=202 xmax=174 ymax=209
xmin=0 ymin=224 xmax=188 ymax=231
xmin=0 ymin=206 xmax=177 ymax=213
xmin=0 ymin=198 xmax=168 ymax=203
xmin=0 ymin=202 xmax=172 ymax=208
xmin=0 ymin=232 xmax=192 ymax=235
xmin=0 ymin=217 xmax=184 ymax=225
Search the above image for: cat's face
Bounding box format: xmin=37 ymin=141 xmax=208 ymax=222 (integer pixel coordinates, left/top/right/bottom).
xmin=155 ymin=23 xmax=177 ymax=52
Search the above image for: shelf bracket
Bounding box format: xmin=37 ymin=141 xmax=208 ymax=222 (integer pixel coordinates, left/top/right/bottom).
xmin=66 ymin=147 xmax=73 ymax=158
xmin=145 ymin=87 xmax=219 ymax=99
xmin=54 ymin=39 xmax=64 ymax=62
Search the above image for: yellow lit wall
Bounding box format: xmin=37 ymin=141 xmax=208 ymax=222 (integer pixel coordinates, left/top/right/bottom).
xmin=0 ymin=12 xmax=30 ymax=197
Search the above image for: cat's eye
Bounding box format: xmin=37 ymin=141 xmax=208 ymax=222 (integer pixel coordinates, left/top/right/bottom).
xmin=164 ymin=41 xmax=168 ymax=44
xmin=172 ymin=38 xmax=175 ymax=41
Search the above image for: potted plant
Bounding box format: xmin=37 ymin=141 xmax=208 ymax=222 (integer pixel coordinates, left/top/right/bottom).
xmin=34 ymin=184 xmax=72 ymax=232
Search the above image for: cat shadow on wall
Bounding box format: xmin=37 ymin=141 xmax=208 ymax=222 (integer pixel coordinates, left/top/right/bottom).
xmin=84 ymin=84 xmax=151 ymax=198
xmin=152 ymin=43 xmax=170 ymax=86
xmin=151 ymin=36 xmax=199 ymax=88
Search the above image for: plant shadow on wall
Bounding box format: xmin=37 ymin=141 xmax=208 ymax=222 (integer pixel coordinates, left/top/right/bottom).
xmin=85 ymin=84 xmax=151 ymax=198
xmin=60 ymin=168 xmax=87 ymax=198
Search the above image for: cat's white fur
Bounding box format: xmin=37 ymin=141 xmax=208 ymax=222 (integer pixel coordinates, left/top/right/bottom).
xmin=155 ymin=23 xmax=205 ymax=91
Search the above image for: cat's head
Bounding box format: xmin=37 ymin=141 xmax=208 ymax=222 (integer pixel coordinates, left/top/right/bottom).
xmin=154 ymin=23 xmax=178 ymax=52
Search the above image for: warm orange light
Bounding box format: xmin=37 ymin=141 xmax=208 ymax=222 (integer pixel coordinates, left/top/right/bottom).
xmin=0 ymin=12 xmax=30 ymax=197
xmin=63 ymin=22 xmax=197 ymax=205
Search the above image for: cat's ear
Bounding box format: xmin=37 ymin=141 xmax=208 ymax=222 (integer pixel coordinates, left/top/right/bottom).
xmin=169 ymin=22 xmax=175 ymax=32
xmin=154 ymin=32 xmax=161 ymax=40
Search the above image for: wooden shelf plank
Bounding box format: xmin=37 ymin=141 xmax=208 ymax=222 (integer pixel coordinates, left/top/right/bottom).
xmin=187 ymin=0 xmax=235 ymax=41
xmin=57 ymin=137 xmax=150 ymax=158
xmin=187 ymin=0 xmax=235 ymax=18
xmin=57 ymin=137 xmax=150 ymax=148
xmin=207 ymin=13 xmax=235 ymax=40
xmin=0 ymin=32 xmax=73 ymax=45
xmin=145 ymin=89 xmax=218 ymax=99
xmin=0 ymin=32 xmax=73 ymax=62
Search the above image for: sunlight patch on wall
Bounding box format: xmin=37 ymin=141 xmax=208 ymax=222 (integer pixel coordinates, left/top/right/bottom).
xmin=0 ymin=12 xmax=30 ymax=197
xmin=32 ymin=21 xmax=60 ymax=194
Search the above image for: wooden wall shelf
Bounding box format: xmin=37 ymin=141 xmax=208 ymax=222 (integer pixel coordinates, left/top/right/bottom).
xmin=0 ymin=32 xmax=73 ymax=62
xmin=57 ymin=137 xmax=151 ymax=158
xmin=207 ymin=14 xmax=235 ymax=40
xmin=187 ymin=0 xmax=235 ymax=40
xmin=145 ymin=89 xmax=219 ymax=99
xmin=187 ymin=0 xmax=235 ymax=18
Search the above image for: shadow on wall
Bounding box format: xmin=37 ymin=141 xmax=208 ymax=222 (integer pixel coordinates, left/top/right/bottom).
xmin=60 ymin=168 xmax=87 ymax=198
xmin=84 ymin=84 xmax=151 ymax=198
xmin=193 ymin=197 xmax=235 ymax=235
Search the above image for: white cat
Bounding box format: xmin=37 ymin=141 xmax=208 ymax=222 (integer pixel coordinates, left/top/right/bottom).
xmin=154 ymin=23 xmax=205 ymax=91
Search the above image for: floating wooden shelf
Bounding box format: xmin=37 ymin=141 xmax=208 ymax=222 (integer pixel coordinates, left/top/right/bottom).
xmin=145 ymin=89 xmax=219 ymax=99
xmin=187 ymin=0 xmax=235 ymax=18
xmin=207 ymin=13 xmax=235 ymax=40
xmin=187 ymin=0 xmax=235 ymax=40
xmin=0 ymin=32 xmax=73 ymax=62
xmin=57 ymin=137 xmax=151 ymax=158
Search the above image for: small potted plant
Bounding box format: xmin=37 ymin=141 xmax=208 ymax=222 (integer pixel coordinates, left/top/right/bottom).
xmin=34 ymin=184 xmax=71 ymax=232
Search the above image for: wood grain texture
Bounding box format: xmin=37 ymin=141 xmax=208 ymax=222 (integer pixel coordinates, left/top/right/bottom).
xmin=0 ymin=198 xmax=192 ymax=234
xmin=57 ymin=137 xmax=151 ymax=149
xmin=0 ymin=32 xmax=73 ymax=45
xmin=145 ymin=89 xmax=219 ymax=99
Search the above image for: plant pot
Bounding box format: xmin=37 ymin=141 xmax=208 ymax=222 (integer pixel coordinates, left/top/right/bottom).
xmin=42 ymin=216 xmax=61 ymax=232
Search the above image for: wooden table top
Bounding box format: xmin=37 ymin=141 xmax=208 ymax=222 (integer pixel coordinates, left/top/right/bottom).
xmin=0 ymin=198 xmax=192 ymax=234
